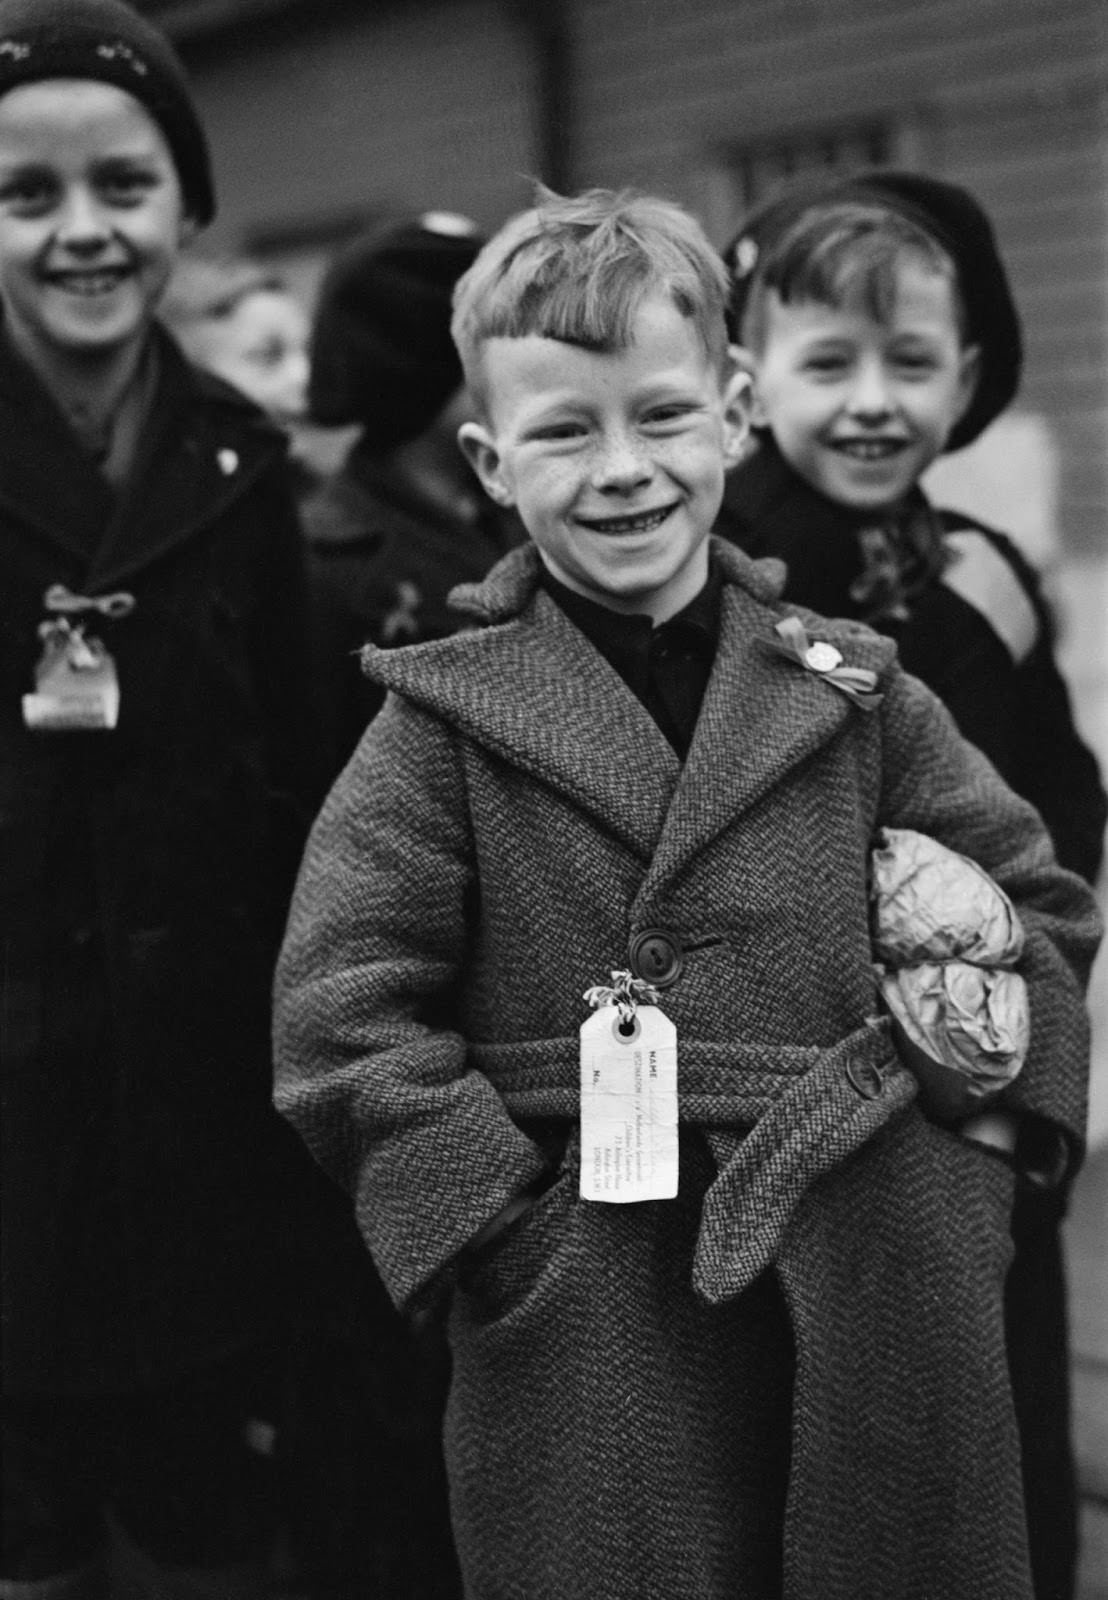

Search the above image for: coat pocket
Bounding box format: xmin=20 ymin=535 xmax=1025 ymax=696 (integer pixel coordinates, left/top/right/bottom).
xmin=456 ymin=1167 xmax=577 ymax=1327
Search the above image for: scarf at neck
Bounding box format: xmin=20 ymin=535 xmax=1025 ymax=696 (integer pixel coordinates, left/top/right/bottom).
xmin=718 ymin=436 xmax=949 ymax=626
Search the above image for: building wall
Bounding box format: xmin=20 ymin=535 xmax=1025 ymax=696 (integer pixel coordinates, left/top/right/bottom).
xmin=182 ymin=0 xmax=1107 ymax=561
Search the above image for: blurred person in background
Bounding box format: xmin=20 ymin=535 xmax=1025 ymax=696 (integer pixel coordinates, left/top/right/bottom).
xmin=302 ymin=211 xmax=523 ymax=774
xmin=0 ymin=1 xmax=334 ymax=1595
xmin=160 ymin=253 xmax=317 ymax=495
xmin=718 ymin=168 xmax=1107 ymax=1600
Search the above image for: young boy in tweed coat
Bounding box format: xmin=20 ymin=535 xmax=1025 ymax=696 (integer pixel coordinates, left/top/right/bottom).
xmin=273 ymin=189 xmax=1102 ymax=1600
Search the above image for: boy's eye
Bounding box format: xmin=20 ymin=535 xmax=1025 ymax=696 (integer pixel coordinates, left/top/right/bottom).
xmin=891 ymin=350 xmax=938 ymax=373
xmin=528 ymin=421 xmax=588 ymax=443
xmin=94 ymin=164 xmax=160 ymax=204
xmin=0 ymin=170 xmax=59 ymax=215
xmin=642 ymin=403 xmax=695 ymax=427
xmin=802 ymin=353 xmax=850 ymax=376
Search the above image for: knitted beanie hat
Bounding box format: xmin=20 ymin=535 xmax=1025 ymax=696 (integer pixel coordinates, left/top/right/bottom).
xmin=309 ymin=211 xmax=484 ymax=446
xmin=725 ymin=169 xmax=1022 ymax=451
xmin=0 ymin=0 xmax=215 ymax=224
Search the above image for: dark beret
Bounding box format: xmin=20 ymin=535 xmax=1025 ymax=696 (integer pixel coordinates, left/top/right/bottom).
xmin=725 ymin=169 xmax=1022 ymax=450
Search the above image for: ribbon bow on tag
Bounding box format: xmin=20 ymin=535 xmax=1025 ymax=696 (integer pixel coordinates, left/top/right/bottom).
xmin=43 ymin=584 xmax=136 ymax=621
xmin=769 ymin=616 xmax=883 ymax=712
xmin=583 ymin=969 xmax=661 ymax=1026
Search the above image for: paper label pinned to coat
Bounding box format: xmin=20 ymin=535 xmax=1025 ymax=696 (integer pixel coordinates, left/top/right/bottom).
xmin=579 ymin=1004 xmax=678 ymax=1202
xmin=22 ymin=624 xmax=120 ymax=731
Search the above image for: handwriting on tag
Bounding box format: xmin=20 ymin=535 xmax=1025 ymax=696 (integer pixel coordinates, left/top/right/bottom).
xmin=579 ymin=1004 xmax=678 ymax=1202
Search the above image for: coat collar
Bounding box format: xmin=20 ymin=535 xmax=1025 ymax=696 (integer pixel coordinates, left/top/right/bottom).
xmin=363 ymin=539 xmax=895 ymax=871
xmin=0 ymin=323 xmax=286 ymax=588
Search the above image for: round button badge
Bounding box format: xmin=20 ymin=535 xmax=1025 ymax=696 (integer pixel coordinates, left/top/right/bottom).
xmin=804 ymin=641 xmax=843 ymax=673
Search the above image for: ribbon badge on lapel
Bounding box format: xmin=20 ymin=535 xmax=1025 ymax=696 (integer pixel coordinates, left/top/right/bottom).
xmin=769 ymin=615 xmax=884 ymax=711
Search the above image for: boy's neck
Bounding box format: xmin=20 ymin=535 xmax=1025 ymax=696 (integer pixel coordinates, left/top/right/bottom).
xmin=5 ymin=322 xmax=150 ymax=453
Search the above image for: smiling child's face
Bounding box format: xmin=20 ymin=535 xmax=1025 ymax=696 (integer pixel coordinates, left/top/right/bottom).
xmin=459 ymin=293 xmax=750 ymax=624
xmin=0 ymin=79 xmax=187 ymax=375
xmin=747 ymin=259 xmax=980 ymax=512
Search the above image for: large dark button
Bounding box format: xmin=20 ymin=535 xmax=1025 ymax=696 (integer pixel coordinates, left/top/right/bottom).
xmin=629 ymin=928 xmax=684 ymax=988
xmin=845 ymin=1056 xmax=885 ymax=1100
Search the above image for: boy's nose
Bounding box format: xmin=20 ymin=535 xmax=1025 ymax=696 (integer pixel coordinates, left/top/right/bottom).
xmin=55 ymin=188 xmax=111 ymax=251
xmin=845 ymin=358 xmax=895 ymax=420
xmin=591 ymin=429 xmax=653 ymax=491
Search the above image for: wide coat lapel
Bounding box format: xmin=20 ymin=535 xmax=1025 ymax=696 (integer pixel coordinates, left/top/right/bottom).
xmin=363 ymin=546 xmax=681 ymax=863
xmin=639 ymin=542 xmax=898 ymax=901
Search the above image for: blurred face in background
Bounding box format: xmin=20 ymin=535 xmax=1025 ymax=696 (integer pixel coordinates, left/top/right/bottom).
xmin=0 ymin=79 xmax=188 ymax=383
xmin=181 ymin=286 xmax=310 ymax=423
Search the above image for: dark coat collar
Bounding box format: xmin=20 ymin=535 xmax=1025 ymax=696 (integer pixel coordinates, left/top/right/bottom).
xmin=0 ymin=322 xmax=287 ymax=589
xmin=362 ymin=539 xmax=895 ymax=875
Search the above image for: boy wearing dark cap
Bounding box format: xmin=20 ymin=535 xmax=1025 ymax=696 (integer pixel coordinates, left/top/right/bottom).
xmin=303 ymin=211 xmax=522 ymax=773
xmin=0 ymin=2 xmax=325 ymax=1595
xmin=719 ymin=169 xmax=1107 ymax=1600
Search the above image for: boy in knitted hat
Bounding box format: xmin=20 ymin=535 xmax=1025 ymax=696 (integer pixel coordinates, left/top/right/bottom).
xmin=302 ymin=212 xmax=522 ymax=774
xmin=274 ymin=186 xmax=1101 ymax=1600
xmin=718 ymin=169 xmax=1107 ymax=1600
xmin=0 ymin=2 xmax=327 ymax=1594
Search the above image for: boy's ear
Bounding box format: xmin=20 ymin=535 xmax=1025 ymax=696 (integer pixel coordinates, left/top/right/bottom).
xmin=458 ymin=421 xmax=515 ymax=507
xmin=728 ymin=343 xmax=769 ymax=430
xmin=954 ymin=342 xmax=983 ymax=425
xmin=720 ymin=347 xmax=755 ymax=469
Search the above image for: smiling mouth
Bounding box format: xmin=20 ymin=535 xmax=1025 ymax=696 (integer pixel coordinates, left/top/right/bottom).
xmin=831 ymin=439 xmax=910 ymax=461
xmin=576 ymin=504 xmax=678 ymax=535
xmin=46 ymin=268 xmax=131 ymax=297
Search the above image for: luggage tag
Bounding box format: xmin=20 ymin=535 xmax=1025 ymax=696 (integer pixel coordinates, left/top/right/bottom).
xmin=580 ymin=970 xmax=678 ymax=1202
xmin=22 ymin=585 xmax=134 ymax=733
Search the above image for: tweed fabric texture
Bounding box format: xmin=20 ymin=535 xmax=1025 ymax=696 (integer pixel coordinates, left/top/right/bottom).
xmin=275 ymin=539 xmax=1100 ymax=1600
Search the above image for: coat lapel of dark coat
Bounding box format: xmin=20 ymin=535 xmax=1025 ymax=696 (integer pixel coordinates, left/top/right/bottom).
xmin=0 ymin=326 xmax=284 ymax=590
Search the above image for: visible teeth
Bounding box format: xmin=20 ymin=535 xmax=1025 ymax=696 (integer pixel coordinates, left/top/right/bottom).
xmin=835 ymin=440 xmax=904 ymax=460
xmin=582 ymin=507 xmax=672 ymax=534
xmin=51 ymin=271 xmax=126 ymax=296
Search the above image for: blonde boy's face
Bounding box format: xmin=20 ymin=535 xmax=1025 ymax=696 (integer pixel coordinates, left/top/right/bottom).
xmin=460 ymin=293 xmax=750 ymax=623
xmin=0 ymin=80 xmax=189 ymax=373
xmin=745 ymin=260 xmax=980 ymax=512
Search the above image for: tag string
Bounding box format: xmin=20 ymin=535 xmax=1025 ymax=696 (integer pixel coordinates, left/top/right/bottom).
xmin=583 ymin=969 xmax=660 ymax=1025
xmin=43 ymin=583 xmax=136 ymax=621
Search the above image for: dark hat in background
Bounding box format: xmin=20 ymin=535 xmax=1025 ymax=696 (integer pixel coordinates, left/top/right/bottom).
xmin=0 ymin=0 xmax=215 ymax=225
xmin=308 ymin=211 xmax=484 ymax=446
xmin=725 ymin=169 xmax=1022 ymax=450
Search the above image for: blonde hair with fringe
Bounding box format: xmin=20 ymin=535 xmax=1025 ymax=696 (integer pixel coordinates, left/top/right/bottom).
xmin=451 ymin=187 xmax=731 ymax=415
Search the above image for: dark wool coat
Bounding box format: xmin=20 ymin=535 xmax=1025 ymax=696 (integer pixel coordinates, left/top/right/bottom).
xmin=0 ymin=327 xmax=327 ymax=1396
xmin=301 ymin=437 xmax=522 ymax=775
xmin=274 ymin=540 xmax=1101 ymax=1600
xmin=716 ymin=439 xmax=1108 ymax=883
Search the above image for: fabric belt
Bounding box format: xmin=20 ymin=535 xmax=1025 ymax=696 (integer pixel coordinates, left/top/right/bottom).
xmin=469 ymin=1016 xmax=916 ymax=1304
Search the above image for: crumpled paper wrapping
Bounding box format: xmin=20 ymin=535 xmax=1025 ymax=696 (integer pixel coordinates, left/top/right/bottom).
xmin=870 ymin=829 xmax=1029 ymax=1121
xmin=871 ymin=827 xmax=1024 ymax=967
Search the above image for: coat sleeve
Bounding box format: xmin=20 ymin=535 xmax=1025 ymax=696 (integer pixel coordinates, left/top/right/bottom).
xmin=273 ymin=691 xmax=550 ymax=1311
xmin=877 ymin=661 xmax=1103 ymax=1180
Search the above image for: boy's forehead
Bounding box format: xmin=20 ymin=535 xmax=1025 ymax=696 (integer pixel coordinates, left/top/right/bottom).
xmin=759 ymin=261 xmax=962 ymax=342
xmin=0 ymin=78 xmax=164 ymax=154
xmin=480 ymin=294 xmax=719 ymax=411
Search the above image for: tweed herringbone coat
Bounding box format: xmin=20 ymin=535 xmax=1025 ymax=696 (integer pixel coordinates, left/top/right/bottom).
xmin=274 ymin=539 xmax=1101 ymax=1600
